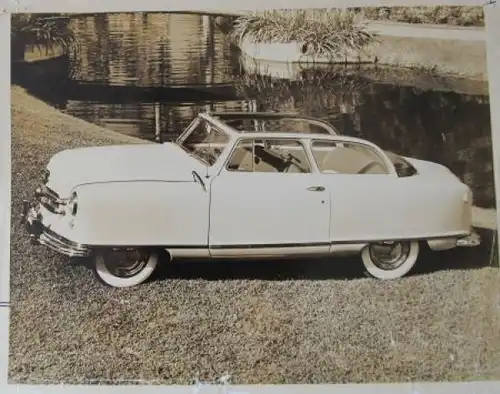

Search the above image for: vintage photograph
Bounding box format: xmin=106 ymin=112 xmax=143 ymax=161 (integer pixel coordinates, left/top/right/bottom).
xmin=8 ymin=5 xmax=500 ymax=384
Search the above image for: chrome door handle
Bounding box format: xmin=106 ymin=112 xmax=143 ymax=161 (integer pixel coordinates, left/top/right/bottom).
xmin=306 ymin=186 xmax=325 ymax=192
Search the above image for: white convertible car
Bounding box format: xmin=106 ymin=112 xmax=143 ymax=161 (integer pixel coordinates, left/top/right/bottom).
xmin=22 ymin=112 xmax=481 ymax=287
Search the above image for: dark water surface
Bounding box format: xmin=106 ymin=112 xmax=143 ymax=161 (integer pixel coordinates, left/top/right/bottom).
xmin=45 ymin=13 xmax=496 ymax=208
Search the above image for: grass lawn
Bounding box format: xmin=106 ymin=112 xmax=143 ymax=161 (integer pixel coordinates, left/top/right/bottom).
xmin=360 ymin=6 xmax=484 ymax=27
xmin=8 ymin=85 xmax=500 ymax=384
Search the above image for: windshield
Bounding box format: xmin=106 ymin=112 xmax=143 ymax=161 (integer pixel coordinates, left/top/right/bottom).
xmin=385 ymin=151 xmax=418 ymax=177
xmin=176 ymin=119 xmax=230 ymax=166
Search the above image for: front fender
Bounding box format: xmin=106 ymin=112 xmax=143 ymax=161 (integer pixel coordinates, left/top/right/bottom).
xmin=68 ymin=180 xmax=207 ymax=247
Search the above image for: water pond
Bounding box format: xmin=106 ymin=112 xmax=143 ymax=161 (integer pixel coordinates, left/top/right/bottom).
xmin=30 ymin=13 xmax=496 ymax=209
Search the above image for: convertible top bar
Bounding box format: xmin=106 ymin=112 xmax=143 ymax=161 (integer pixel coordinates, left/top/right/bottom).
xmin=211 ymin=111 xmax=312 ymax=119
xmin=206 ymin=111 xmax=339 ymax=135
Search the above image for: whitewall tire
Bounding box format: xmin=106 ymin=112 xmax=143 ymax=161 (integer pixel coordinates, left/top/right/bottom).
xmin=361 ymin=241 xmax=420 ymax=280
xmin=94 ymin=249 xmax=159 ymax=288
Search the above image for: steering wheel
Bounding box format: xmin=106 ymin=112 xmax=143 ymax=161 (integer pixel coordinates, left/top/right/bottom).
xmin=283 ymin=155 xmax=307 ymax=173
xmin=283 ymin=163 xmax=307 ymax=173
xmin=287 ymin=153 xmax=302 ymax=164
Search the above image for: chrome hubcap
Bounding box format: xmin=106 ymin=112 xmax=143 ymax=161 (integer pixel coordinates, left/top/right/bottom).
xmin=369 ymin=242 xmax=411 ymax=271
xmin=104 ymin=249 xmax=149 ymax=278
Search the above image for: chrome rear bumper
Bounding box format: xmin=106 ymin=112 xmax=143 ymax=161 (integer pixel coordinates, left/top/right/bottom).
xmin=456 ymin=230 xmax=481 ymax=247
xmin=21 ymin=200 xmax=91 ymax=258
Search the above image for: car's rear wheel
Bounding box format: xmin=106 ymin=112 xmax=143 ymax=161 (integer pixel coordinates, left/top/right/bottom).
xmin=94 ymin=248 xmax=159 ymax=288
xmin=361 ymin=240 xmax=419 ymax=280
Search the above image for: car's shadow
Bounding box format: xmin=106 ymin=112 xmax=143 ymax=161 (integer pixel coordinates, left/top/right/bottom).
xmin=154 ymin=255 xmax=367 ymax=281
xmin=152 ymin=228 xmax=498 ymax=282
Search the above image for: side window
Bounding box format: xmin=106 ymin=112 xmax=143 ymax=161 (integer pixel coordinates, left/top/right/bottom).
xmin=227 ymin=139 xmax=311 ymax=173
xmin=311 ymin=140 xmax=389 ymax=175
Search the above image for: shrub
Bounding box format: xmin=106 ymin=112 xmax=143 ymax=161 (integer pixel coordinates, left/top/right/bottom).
xmin=11 ymin=13 xmax=79 ymax=59
xmin=230 ymin=9 xmax=377 ymax=59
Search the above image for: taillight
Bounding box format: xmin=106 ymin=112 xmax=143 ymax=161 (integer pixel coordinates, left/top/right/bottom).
xmin=462 ymin=188 xmax=473 ymax=205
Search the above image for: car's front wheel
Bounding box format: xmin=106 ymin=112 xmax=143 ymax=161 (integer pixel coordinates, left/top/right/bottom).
xmin=94 ymin=248 xmax=159 ymax=288
xmin=361 ymin=240 xmax=419 ymax=280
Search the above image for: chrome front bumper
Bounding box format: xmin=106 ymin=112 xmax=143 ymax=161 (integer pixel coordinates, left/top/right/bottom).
xmin=456 ymin=230 xmax=481 ymax=247
xmin=21 ymin=200 xmax=91 ymax=258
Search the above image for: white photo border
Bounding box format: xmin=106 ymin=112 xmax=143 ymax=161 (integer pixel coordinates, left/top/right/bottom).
xmin=1 ymin=0 xmax=499 ymax=393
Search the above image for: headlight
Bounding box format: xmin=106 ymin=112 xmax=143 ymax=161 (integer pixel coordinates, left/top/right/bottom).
xmin=67 ymin=192 xmax=78 ymax=216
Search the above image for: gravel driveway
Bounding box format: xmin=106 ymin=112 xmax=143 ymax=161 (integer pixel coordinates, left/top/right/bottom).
xmin=8 ymin=86 xmax=500 ymax=384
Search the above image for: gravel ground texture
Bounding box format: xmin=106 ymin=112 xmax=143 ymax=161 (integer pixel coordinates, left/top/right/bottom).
xmin=8 ymin=86 xmax=500 ymax=384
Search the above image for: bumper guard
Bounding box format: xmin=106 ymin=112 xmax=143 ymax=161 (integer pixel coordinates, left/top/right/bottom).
xmin=456 ymin=230 xmax=481 ymax=247
xmin=21 ymin=200 xmax=91 ymax=258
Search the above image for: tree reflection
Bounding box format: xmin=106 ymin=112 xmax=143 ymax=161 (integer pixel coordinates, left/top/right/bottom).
xmin=233 ymin=68 xmax=494 ymax=208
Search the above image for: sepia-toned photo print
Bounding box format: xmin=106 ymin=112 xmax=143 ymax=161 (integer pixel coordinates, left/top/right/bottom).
xmin=7 ymin=3 xmax=500 ymax=387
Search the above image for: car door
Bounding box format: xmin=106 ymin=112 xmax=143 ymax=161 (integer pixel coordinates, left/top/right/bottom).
xmin=309 ymin=139 xmax=427 ymax=243
xmin=208 ymin=137 xmax=331 ymax=257
xmin=164 ymin=116 xmax=229 ymax=253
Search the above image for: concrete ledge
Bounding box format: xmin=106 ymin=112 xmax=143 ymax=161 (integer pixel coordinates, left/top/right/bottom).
xmin=472 ymin=206 xmax=498 ymax=231
xmin=238 ymin=21 xmax=488 ymax=81
xmin=238 ymin=55 xmax=489 ymax=96
xmin=365 ymin=20 xmax=485 ymax=41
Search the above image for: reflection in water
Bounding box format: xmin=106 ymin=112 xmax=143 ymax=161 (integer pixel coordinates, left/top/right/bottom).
xmin=232 ymin=72 xmax=494 ymax=209
xmin=70 ymin=13 xmax=234 ymax=86
xmin=65 ymin=99 xmax=255 ymax=141
xmin=60 ymin=13 xmax=494 ymax=209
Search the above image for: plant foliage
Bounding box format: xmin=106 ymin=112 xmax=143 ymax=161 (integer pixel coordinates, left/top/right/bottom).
xmin=359 ymin=6 xmax=484 ymax=27
xmin=230 ymin=9 xmax=378 ymax=59
xmin=11 ymin=13 xmax=79 ymax=56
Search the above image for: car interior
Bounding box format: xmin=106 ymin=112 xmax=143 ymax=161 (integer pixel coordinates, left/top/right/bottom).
xmin=226 ymin=139 xmax=389 ymax=175
xmin=312 ymin=143 xmax=389 ymax=175
xmin=227 ymin=139 xmax=310 ymax=173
